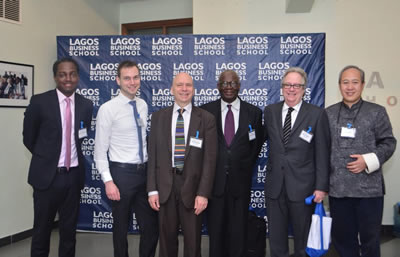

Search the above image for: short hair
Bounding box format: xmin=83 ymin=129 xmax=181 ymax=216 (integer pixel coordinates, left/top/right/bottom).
xmin=338 ymin=65 xmax=365 ymax=84
xmin=218 ymin=70 xmax=240 ymax=85
xmin=53 ymin=58 xmax=79 ymax=76
xmin=117 ymin=60 xmax=140 ymax=78
xmin=281 ymin=67 xmax=307 ymax=87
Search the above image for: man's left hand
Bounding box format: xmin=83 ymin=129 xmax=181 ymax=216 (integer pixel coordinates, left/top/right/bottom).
xmin=347 ymin=154 xmax=367 ymax=173
xmin=194 ymin=196 xmax=208 ymax=215
xmin=313 ymin=190 xmax=327 ymax=203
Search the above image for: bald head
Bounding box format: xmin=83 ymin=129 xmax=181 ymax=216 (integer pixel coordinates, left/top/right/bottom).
xmin=171 ymin=72 xmax=195 ymax=107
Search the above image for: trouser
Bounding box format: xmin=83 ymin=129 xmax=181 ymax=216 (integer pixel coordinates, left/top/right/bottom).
xmin=110 ymin=162 xmax=159 ymax=257
xmin=31 ymin=167 xmax=80 ymax=257
xmin=329 ymin=196 xmax=383 ymax=257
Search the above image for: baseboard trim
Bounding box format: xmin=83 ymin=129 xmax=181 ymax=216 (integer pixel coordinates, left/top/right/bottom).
xmin=0 ymin=229 xmax=33 ymax=248
xmin=0 ymin=221 xmax=59 ymax=248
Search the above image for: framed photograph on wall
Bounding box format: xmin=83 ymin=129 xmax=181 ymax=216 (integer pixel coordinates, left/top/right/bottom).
xmin=0 ymin=61 xmax=34 ymax=108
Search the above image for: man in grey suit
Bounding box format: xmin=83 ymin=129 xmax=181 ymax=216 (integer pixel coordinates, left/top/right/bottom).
xmin=263 ymin=67 xmax=330 ymax=257
xmin=147 ymin=72 xmax=217 ymax=257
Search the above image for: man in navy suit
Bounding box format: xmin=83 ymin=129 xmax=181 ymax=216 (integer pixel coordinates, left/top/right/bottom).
xmin=201 ymin=70 xmax=263 ymax=257
xmin=23 ymin=58 xmax=93 ymax=257
xmin=263 ymin=67 xmax=330 ymax=257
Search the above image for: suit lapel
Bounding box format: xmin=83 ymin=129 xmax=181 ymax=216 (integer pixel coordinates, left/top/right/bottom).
xmin=231 ymin=99 xmax=248 ymax=147
xmin=51 ymin=90 xmax=63 ymax=135
xmin=166 ymin=106 xmax=174 ymax=157
xmin=185 ymin=107 xmax=201 ymax=159
xmin=276 ymin=102 xmax=284 ymax=143
xmin=215 ymin=100 xmax=223 ymax=139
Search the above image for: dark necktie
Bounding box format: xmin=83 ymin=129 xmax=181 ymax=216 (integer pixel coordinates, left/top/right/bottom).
xmin=283 ymin=107 xmax=294 ymax=146
xmin=64 ymin=97 xmax=72 ymax=169
xmin=174 ymin=108 xmax=185 ymax=170
xmin=224 ymin=104 xmax=234 ymax=146
xmin=129 ymin=101 xmax=144 ymax=163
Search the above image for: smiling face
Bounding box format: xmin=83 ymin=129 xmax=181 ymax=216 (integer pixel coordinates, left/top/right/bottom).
xmin=171 ymin=73 xmax=194 ymax=107
xmin=217 ymin=70 xmax=240 ymax=103
xmin=116 ymin=66 xmax=141 ymax=100
xmin=282 ymin=71 xmax=305 ymax=107
xmin=54 ymin=61 xmax=79 ymax=97
xmin=339 ymin=68 xmax=364 ymax=107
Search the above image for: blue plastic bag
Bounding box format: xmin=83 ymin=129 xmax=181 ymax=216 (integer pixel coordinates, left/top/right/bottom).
xmin=305 ymin=195 xmax=332 ymax=257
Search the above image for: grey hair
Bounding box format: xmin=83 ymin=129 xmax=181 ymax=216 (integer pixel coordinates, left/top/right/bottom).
xmin=281 ymin=67 xmax=307 ymax=87
xmin=338 ymin=65 xmax=365 ymax=84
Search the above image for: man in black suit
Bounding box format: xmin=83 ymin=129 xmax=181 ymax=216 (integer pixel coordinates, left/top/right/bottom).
xmin=201 ymin=70 xmax=263 ymax=257
xmin=23 ymin=58 xmax=93 ymax=257
xmin=263 ymin=67 xmax=330 ymax=257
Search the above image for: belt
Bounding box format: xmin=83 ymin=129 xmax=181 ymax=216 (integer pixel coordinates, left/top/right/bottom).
xmin=110 ymin=161 xmax=146 ymax=170
xmin=172 ymin=167 xmax=183 ymax=175
xmin=56 ymin=166 xmax=78 ymax=173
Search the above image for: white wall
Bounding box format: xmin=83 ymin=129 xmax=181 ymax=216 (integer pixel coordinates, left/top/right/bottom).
xmin=194 ymin=0 xmax=400 ymax=224
xmin=0 ymin=0 xmax=119 ymax=238
xmin=120 ymin=0 xmax=192 ymax=24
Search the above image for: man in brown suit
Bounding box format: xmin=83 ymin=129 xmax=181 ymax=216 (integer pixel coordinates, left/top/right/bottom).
xmin=147 ymin=72 xmax=217 ymax=257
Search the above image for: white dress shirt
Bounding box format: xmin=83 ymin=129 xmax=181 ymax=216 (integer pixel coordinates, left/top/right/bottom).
xmin=221 ymin=97 xmax=240 ymax=134
xmin=171 ymin=102 xmax=192 ymax=167
xmin=282 ymin=101 xmax=303 ymax=128
xmin=56 ymin=89 xmax=78 ymax=167
xmin=94 ymin=93 xmax=148 ymax=183
xmin=148 ymin=102 xmax=193 ymax=197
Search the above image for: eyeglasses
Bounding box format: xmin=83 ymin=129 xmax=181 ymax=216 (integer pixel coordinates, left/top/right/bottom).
xmin=282 ymin=83 xmax=305 ymax=89
xmin=220 ymin=81 xmax=239 ymax=88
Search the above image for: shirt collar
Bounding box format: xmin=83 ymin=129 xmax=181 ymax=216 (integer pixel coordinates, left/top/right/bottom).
xmin=342 ymin=98 xmax=363 ymax=110
xmin=118 ymin=93 xmax=137 ymax=105
xmin=173 ymin=102 xmax=192 ymax=114
xmin=221 ymin=97 xmax=240 ymax=112
xmin=56 ymin=88 xmax=75 ymax=104
xmin=283 ymin=100 xmax=302 ymax=113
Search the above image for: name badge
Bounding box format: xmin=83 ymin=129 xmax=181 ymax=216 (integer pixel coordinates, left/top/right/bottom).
xmin=341 ymin=127 xmax=356 ymax=138
xmin=248 ymin=131 xmax=256 ymax=141
xmin=79 ymin=128 xmax=88 ymax=139
xmin=190 ymin=137 xmax=203 ymax=148
xmin=299 ymin=130 xmax=313 ymax=143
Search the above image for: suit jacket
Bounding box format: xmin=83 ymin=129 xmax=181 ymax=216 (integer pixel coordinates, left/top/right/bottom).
xmin=23 ymin=89 xmax=93 ymax=190
xmin=147 ymin=105 xmax=217 ymax=209
xmin=264 ymin=101 xmax=330 ymax=201
xmin=201 ymin=98 xmax=263 ymax=198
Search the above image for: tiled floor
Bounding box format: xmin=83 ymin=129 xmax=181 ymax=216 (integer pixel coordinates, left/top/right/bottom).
xmin=0 ymin=230 xmax=399 ymax=257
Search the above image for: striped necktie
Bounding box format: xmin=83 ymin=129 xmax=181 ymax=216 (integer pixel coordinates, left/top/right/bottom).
xmin=174 ymin=108 xmax=185 ymax=170
xmin=283 ymin=107 xmax=294 ymax=146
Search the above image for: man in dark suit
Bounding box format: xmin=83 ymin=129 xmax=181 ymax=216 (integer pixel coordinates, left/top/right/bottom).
xmin=23 ymin=58 xmax=93 ymax=257
xmin=263 ymin=67 xmax=330 ymax=257
xmin=147 ymin=72 xmax=217 ymax=257
xmin=201 ymin=70 xmax=263 ymax=257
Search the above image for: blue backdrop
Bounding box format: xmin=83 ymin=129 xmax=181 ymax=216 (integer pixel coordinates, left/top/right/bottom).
xmin=57 ymin=33 xmax=325 ymax=233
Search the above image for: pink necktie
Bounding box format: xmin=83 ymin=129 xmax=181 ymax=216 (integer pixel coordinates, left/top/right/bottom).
xmin=65 ymin=98 xmax=72 ymax=169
